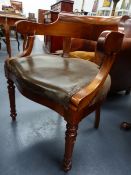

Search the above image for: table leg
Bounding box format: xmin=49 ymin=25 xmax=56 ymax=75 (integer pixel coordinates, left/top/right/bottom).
xmin=4 ymin=24 xmax=11 ymax=57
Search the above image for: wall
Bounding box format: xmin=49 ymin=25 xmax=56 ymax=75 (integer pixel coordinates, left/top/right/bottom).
xmin=73 ymin=0 xmax=94 ymax=12
xmin=1 ymin=0 xmax=130 ymax=17
xmin=73 ymin=0 xmax=129 ymax=14
xmin=20 ymin=0 xmax=56 ymax=18
xmin=0 ymin=0 xmax=10 ymax=11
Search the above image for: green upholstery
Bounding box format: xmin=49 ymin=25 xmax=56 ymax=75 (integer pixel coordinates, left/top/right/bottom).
xmin=6 ymin=54 xmax=111 ymax=108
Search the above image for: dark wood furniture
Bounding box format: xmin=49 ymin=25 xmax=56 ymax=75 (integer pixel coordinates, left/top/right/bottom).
xmin=51 ymin=0 xmax=74 ymax=12
xmin=10 ymin=0 xmax=23 ymax=13
xmin=5 ymin=13 xmax=124 ymax=171
xmin=27 ymin=13 xmax=37 ymax=22
xmin=0 ymin=12 xmax=26 ymax=57
xmin=44 ymin=0 xmax=74 ymax=53
xmin=44 ymin=10 xmax=62 ymax=53
xmin=38 ymin=9 xmax=48 ymax=23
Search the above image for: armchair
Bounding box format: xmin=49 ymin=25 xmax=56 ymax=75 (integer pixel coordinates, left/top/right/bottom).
xmin=4 ymin=13 xmax=124 ymax=171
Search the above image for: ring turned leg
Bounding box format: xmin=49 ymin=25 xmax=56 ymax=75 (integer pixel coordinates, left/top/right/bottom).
xmin=7 ymin=79 xmax=17 ymax=120
xmin=94 ymin=105 xmax=100 ymax=129
xmin=63 ymin=123 xmax=78 ymax=172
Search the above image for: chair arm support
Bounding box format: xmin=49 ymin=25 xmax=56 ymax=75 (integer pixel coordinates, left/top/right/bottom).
xmin=70 ymin=55 xmax=115 ymax=111
xmin=70 ymin=31 xmax=124 ymax=111
xmin=19 ymin=35 xmax=35 ymax=57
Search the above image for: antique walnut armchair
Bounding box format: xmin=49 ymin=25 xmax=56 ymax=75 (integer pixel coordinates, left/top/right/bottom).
xmin=4 ymin=13 xmax=124 ymax=171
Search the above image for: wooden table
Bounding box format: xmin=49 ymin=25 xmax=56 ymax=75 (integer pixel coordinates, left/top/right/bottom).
xmin=0 ymin=13 xmax=26 ymax=57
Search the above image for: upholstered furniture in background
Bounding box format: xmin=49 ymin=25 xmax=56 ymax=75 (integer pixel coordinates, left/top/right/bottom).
xmin=120 ymin=19 xmax=131 ymax=131
xmin=69 ymin=16 xmax=131 ymax=94
xmin=4 ymin=13 xmax=124 ymax=171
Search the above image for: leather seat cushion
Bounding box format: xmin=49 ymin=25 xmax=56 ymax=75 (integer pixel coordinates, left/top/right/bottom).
xmin=6 ymin=54 xmax=111 ymax=108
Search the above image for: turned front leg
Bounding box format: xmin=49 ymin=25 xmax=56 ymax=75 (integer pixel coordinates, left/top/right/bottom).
xmin=63 ymin=123 xmax=78 ymax=172
xmin=7 ymin=79 xmax=17 ymax=120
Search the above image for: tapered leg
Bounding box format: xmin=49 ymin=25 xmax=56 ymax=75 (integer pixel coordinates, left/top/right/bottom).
xmin=4 ymin=24 xmax=11 ymax=57
xmin=63 ymin=123 xmax=78 ymax=172
xmin=94 ymin=105 xmax=100 ymax=128
xmin=7 ymin=79 xmax=17 ymax=120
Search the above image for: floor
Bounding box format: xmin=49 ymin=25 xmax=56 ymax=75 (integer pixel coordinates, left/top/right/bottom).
xmin=0 ymin=37 xmax=131 ymax=175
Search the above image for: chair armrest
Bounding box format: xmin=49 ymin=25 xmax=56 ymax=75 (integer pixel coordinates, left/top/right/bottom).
xmin=70 ymin=31 xmax=124 ymax=111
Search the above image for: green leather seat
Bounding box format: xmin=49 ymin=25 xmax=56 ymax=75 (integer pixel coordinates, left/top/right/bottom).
xmin=6 ymin=54 xmax=111 ymax=108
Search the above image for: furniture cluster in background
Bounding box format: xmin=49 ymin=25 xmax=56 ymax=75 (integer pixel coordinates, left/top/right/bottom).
xmin=38 ymin=9 xmax=48 ymax=23
xmin=0 ymin=0 xmax=26 ymax=57
xmin=1 ymin=0 xmax=23 ymax=14
xmin=37 ymin=0 xmax=131 ymax=54
xmin=10 ymin=0 xmax=23 ymax=14
xmin=0 ymin=0 xmax=37 ymax=56
xmin=43 ymin=0 xmax=74 ymax=53
xmin=27 ymin=12 xmax=36 ymax=22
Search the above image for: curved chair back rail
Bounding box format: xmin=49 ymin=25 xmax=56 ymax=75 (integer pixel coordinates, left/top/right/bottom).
xmin=15 ymin=13 xmax=124 ymax=58
xmin=16 ymin=13 xmax=122 ymax=40
xmin=5 ymin=13 xmax=124 ymax=171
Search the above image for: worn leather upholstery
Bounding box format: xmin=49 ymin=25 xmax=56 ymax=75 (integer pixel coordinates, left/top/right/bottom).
xmin=6 ymin=54 xmax=111 ymax=108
